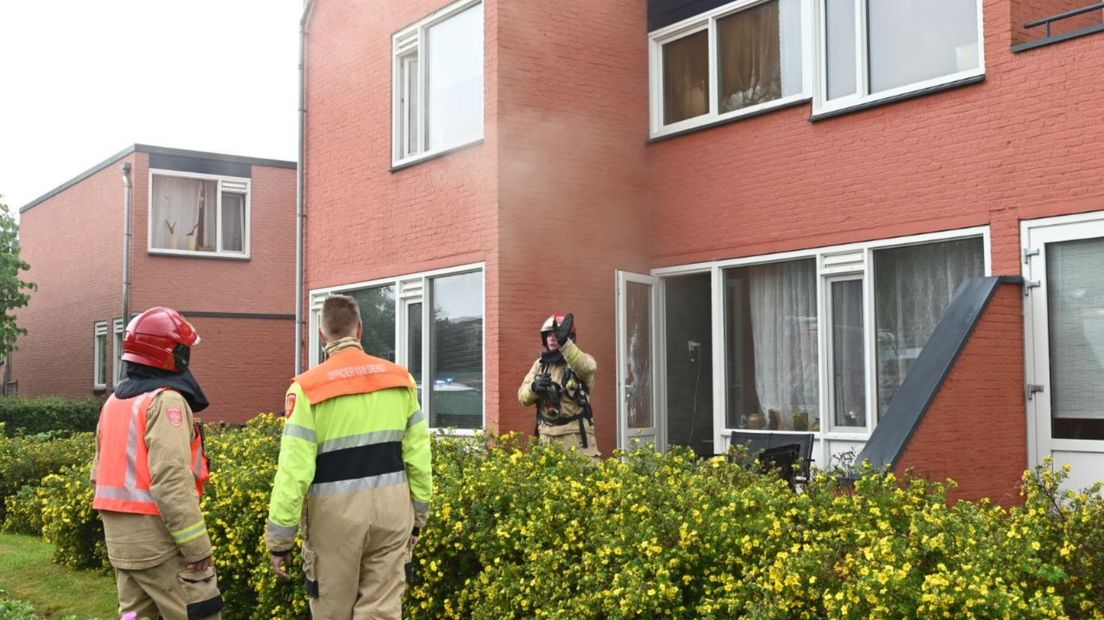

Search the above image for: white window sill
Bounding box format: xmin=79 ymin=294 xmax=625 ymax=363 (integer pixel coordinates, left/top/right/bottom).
xmin=430 ymin=426 xmax=483 ymax=436
xmin=812 ymin=69 xmax=985 ymax=121
xmin=650 ymin=93 xmax=809 ymax=141
xmin=148 ymin=248 xmax=250 ymax=261
xmin=391 ymin=137 xmax=484 ymax=172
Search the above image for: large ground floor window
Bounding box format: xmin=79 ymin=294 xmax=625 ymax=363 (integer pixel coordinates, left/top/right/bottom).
xmin=653 ymin=228 xmax=988 ymax=456
xmin=309 ymin=264 xmax=485 ymax=430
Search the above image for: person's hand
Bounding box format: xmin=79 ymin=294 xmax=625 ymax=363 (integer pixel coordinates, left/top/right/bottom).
xmin=531 ymin=374 xmax=552 ymax=395
xmin=269 ymin=553 xmax=291 ymax=580
xmin=186 ymin=556 xmax=213 ymax=571
xmin=407 ymin=534 xmax=420 ymax=554
xmin=554 ymin=313 xmax=574 ymax=346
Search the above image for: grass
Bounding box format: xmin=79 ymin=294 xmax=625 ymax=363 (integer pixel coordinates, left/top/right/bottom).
xmin=0 ymin=533 xmax=117 ymax=620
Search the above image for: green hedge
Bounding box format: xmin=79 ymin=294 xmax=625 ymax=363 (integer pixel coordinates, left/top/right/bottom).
xmin=4 ymin=419 xmax=1103 ymax=619
xmin=0 ymin=429 xmax=95 ymax=523
xmin=0 ymin=396 xmax=102 ymax=437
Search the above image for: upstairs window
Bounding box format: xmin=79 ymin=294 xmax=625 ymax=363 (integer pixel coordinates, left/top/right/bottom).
xmin=817 ymin=0 xmax=983 ymax=114
xmin=113 ymin=318 xmax=125 ymax=386
xmin=393 ymin=0 xmax=484 ymax=166
xmin=651 ymin=0 xmax=807 ymax=137
xmin=93 ymin=322 xmax=108 ymax=390
xmin=150 ymin=171 xmax=249 ymax=257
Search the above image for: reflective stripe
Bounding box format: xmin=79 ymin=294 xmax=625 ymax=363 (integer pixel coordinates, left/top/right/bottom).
xmin=412 ymin=499 xmax=430 ymax=513
xmin=266 ymin=519 xmax=299 ymax=539
xmin=94 ymin=485 xmax=155 ymax=503
xmin=171 ymin=520 xmax=207 ymax=544
xmin=317 ymin=430 xmax=404 ymax=455
xmin=308 ymin=470 xmax=408 ymax=497
xmin=124 ymin=396 xmax=143 ymax=489
xmin=407 ymin=410 xmax=426 ymax=428
xmin=283 ymin=423 xmax=316 ymax=443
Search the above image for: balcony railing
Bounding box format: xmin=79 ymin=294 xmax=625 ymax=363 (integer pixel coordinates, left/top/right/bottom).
xmin=1013 ymin=2 xmax=1104 ymax=52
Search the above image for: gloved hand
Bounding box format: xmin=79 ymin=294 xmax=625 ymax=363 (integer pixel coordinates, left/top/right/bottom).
xmin=531 ymin=374 xmax=552 ymax=395
xmin=554 ymin=313 xmax=575 ymax=346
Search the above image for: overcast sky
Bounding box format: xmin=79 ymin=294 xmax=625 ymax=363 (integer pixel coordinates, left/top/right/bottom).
xmin=0 ymin=0 xmax=302 ymax=213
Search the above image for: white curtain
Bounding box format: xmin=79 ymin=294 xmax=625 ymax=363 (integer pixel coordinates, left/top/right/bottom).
xmin=1047 ymin=237 xmax=1104 ymax=420
xmin=749 ymin=259 xmax=818 ymax=428
xmin=151 ymin=176 xmax=215 ymax=250
xmin=874 ymin=237 xmax=984 ymax=417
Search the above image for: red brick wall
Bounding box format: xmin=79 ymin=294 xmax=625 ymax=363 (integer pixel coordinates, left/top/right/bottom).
xmin=130 ymin=154 xmax=297 ymax=314
xmin=646 ymin=0 xmax=1104 ymax=278
xmin=185 ymin=316 xmax=293 ymax=424
xmin=895 ymin=282 xmax=1027 ymax=505
xmin=495 ymin=0 xmax=650 ymax=454
xmin=1012 ymin=0 xmax=1103 ymax=46
xmin=13 ymin=155 xmax=132 ymax=398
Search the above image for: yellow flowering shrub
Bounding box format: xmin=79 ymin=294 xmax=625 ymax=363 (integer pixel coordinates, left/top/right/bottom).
xmin=0 ymin=429 xmax=95 ymax=523
xmin=5 ymin=419 xmax=1104 ymax=619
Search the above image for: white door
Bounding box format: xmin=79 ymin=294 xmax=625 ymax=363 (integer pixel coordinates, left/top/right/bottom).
xmin=616 ymin=271 xmax=661 ymax=452
xmin=1023 ymin=214 xmax=1104 ymax=490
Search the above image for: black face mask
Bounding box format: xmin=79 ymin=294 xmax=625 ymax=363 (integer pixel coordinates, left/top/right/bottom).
xmin=115 ymin=362 xmax=210 ymax=413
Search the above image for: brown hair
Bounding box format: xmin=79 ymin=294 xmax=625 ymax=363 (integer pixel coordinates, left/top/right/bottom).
xmin=321 ymin=295 xmax=361 ymax=339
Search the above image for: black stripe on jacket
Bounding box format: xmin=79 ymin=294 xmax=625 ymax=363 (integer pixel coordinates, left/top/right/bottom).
xmin=313 ymin=442 xmax=405 ymax=484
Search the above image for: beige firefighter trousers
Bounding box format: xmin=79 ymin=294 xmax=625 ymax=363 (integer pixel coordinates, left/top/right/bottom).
xmin=115 ymin=554 xmax=221 ymax=620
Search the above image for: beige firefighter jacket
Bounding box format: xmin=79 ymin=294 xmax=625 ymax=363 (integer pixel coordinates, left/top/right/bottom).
xmin=93 ymin=390 xmax=212 ymax=570
xmin=518 ymin=339 xmax=597 ymax=437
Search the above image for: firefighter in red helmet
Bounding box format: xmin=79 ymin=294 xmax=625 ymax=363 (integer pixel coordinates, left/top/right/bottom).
xmin=91 ymin=307 xmax=222 ymax=619
xmin=517 ymin=312 xmax=600 ymax=458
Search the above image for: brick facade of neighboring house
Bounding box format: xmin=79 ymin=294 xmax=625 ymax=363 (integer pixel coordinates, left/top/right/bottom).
xmin=300 ymin=0 xmax=1104 ymax=497
xmin=15 ymin=145 xmax=296 ymax=424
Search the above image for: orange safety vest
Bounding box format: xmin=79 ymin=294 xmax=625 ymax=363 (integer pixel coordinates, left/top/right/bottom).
xmin=295 ymin=348 xmax=414 ymax=405
xmin=92 ymin=388 xmax=210 ymax=515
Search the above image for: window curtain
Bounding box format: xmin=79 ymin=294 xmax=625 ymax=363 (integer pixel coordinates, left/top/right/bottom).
xmin=748 ymin=259 xmax=818 ymax=428
xmin=1047 ymin=237 xmax=1104 ymax=421
xmin=874 ymin=238 xmax=983 ymax=418
xmin=221 ymin=193 xmax=245 ymax=252
xmin=718 ymin=0 xmax=781 ymax=113
xmin=663 ymin=30 xmax=709 ymax=124
xmin=151 ymin=176 xmax=215 ymax=250
xmin=831 ymin=279 xmax=865 ymax=426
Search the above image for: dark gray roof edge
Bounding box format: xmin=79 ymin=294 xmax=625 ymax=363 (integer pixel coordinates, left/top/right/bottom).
xmin=855 ymin=275 xmax=1024 ymax=471
xmin=19 ymin=144 xmax=297 ymax=214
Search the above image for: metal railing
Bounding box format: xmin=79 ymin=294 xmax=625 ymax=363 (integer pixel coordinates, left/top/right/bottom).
xmin=1014 ymin=2 xmax=1104 ymax=51
xmin=1025 ymin=2 xmax=1104 ymax=37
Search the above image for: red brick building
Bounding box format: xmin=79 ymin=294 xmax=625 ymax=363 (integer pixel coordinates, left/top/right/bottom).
xmin=15 ymin=145 xmax=297 ymax=424
xmin=299 ymin=0 xmax=1104 ymax=498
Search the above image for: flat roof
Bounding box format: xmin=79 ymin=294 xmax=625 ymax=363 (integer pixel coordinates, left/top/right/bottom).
xmin=19 ymin=144 xmax=297 ymax=213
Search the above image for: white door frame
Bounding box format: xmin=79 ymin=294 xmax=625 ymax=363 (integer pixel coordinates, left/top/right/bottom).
xmin=1022 ymin=211 xmax=1104 ymax=468
xmin=616 ymin=270 xmax=662 ymax=452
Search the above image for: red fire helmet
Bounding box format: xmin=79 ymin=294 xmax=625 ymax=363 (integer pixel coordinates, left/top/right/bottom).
xmin=121 ymin=307 xmax=201 ymax=372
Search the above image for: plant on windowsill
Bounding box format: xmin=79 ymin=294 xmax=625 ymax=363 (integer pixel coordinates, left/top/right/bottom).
xmin=185 ymin=220 xmax=200 ymax=251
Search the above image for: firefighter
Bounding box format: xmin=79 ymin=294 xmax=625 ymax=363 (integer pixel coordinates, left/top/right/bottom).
xmin=518 ymin=312 xmax=600 ymax=458
xmin=266 ymin=294 xmax=432 ymax=619
xmin=91 ymin=307 xmax=222 ymax=620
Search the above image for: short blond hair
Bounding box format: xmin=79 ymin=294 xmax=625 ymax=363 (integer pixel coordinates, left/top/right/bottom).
xmin=321 ymin=295 xmax=360 ymax=339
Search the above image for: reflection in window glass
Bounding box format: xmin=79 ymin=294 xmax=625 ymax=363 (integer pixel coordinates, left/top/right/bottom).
xmin=663 ymin=30 xmax=709 ymax=124
xmin=430 ymin=271 xmax=483 ymax=428
xmin=625 ymin=281 xmax=653 ymax=429
xmin=349 ymin=285 xmax=396 ymax=361
xmin=717 ymin=0 xmax=802 ymax=113
xmin=725 ymin=259 xmax=819 ymax=432
xmin=221 ymin=192 xmax=245 ymax=252
xmin=825 ymin=0 xmax=857 ymax=99
xmin=426 ymin=3 xmax=484 ymax=151
xmin=830 ymin=279 xmax=865 ymax=428
xmin=1046 ymin=238 xmax=1104 ymax=440
xmin=874 ymin=237 xmax=983 ymax=418
xmin=867 ymin=0 xmax=979 ymax=94
xmin=408 ymin=302 xmax=423 ymax=405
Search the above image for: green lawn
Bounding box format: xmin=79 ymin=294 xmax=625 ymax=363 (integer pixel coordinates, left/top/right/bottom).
xmin=0 ymin=533 xmax=117 ymax=620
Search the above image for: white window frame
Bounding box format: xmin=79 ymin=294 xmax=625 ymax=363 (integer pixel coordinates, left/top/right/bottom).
xmin=651 ymin=226 xmax=991 ymax=464
xmin=391 ymin=0 xmax=484 ymax=167
xmin=649 ymin=0 xmax=813 ymax=138
xmin=147 ymin=169 xmax=251 ymax=259
xmin=812 ymin=0 xmax=985 ymax=116
xmin=112 ymin=318 xmax=125 ymax=386
xmin=93 ymin=321 xmax=108 ymax=390
xmin=309 ymin=262 xmax=486 ymax=434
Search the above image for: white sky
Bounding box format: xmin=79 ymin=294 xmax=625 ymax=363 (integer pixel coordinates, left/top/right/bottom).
xmin=0 ymin=0 xmax=302 ymax=213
